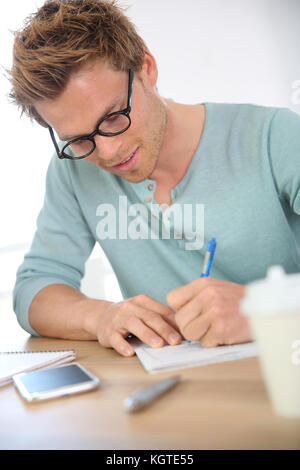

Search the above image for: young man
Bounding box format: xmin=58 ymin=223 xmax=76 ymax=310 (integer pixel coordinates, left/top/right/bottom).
xmin=10 ymin=0 xmax=300 ymax=356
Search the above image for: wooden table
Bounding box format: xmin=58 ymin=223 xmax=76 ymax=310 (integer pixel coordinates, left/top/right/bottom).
xmin=0 ymin=297 xmax=300 ymax=450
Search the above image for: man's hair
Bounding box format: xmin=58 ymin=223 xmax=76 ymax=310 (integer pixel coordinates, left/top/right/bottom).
xmin=8 ymin=0 xmax=147 ymax=127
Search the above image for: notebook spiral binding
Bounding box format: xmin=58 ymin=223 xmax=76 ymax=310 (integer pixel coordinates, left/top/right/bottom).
xmin=0 ymin=349 xmax=75 ymax=354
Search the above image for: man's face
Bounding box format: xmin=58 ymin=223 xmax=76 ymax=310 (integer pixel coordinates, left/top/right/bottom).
xmin=35 ymin=59 xmax=167 ymax=183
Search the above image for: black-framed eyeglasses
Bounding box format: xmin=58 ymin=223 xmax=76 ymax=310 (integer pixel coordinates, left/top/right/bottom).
xmin=48 ymin=69 xmax=134 ymax=160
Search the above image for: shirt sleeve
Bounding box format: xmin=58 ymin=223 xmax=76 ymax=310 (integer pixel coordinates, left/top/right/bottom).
xmin=13 ymin=155 xmax=95 ymax=336
xmin=268 ymin=107 xmax=300 ymax=215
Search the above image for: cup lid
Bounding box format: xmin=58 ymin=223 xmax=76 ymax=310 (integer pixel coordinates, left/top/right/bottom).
xmin=241 ymin=266 xmax=300 ymax=316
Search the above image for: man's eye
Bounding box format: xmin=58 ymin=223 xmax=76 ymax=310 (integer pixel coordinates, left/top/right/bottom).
xmin=73 ymin=139 xmax=89 ymax=146
xmin=106 ymin=115 xmax=120 ymax=123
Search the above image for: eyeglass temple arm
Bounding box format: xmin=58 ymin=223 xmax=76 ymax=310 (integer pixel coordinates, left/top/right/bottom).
xmin=127 ymin=69 xmax=134 ymax=111
xmin=48 ymin=126 xmax=63 ymax=158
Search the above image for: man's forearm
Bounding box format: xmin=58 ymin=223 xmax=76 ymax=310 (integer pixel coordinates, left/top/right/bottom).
xmin=28 ymin=283 xmax=184 ymax=356
xmin=29 ymin=283 xmax=109 ymax=340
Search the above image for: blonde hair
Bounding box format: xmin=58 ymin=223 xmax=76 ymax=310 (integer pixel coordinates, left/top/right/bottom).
xmin=8 ymin=0 xmax=147 ymax=127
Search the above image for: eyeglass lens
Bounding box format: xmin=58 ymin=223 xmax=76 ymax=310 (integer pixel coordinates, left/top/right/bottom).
xmin=62 ymin=113 xmax=131 ymax=158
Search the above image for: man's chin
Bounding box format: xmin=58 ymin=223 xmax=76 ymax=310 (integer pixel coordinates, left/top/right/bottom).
xmin=92 ymin=151 xmax=158 ymax=184
xmin=113 ymin=161 xmax=158 ymax=183
xmin=117 ymin=171 xmax=149 ymax=184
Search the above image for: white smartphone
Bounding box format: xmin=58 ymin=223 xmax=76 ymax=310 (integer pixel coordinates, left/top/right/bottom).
xmin=13 ymin=363 xmax=100 ymax=402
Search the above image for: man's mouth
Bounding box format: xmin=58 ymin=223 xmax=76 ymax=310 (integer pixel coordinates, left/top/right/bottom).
xmin=110 ymin=148 xmax=139 ymax=171
xmin=114 ymin=151 xmax=135 ymax=166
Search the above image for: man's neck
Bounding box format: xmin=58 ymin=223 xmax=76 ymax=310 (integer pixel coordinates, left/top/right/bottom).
xmin=150 ymin=100 xmax=206 ymax=189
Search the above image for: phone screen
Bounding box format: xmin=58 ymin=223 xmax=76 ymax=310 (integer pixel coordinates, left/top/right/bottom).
xmin=16 ymin=364 xmax=97 ymax=394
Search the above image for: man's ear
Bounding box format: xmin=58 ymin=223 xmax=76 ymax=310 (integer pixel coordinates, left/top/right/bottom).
xmin=139 ymin=49 xmax=158 ymax=88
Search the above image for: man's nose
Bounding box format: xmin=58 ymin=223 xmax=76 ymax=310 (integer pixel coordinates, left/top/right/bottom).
xmin=93 ymin=133 xmax=123 ymax=162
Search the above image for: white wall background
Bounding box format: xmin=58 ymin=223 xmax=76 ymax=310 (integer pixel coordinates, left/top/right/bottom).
xmin=0 ymin=0 xmax=299 ymax=297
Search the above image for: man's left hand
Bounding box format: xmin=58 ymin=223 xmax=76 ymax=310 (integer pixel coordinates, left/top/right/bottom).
xmin=166 ymin=278 xmax=252 ymax=347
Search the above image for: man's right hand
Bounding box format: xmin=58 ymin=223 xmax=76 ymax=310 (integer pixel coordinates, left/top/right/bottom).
xmin=84 ymin=294 xmax=183 ymax=357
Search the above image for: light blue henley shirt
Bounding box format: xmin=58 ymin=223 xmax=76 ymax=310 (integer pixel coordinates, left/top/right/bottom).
xmin=13 ymin=103 xmax=300 ymax=335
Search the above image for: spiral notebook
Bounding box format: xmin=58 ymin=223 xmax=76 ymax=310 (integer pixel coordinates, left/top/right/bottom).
xmin=0 ymin=350 xmax=76 ymax=387
xmin=131 ymin=338 xmax=258 ymax=373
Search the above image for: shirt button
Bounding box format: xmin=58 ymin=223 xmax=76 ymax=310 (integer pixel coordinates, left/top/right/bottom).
xmin=145 ymin=197 xmax=152 ymax=203
xmin=148 ymin=184 xmax=154 ymax=191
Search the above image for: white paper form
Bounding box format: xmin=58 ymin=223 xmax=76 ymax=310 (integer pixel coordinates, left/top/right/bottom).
xmin=131 ymin=339 xmax=258 ymax=373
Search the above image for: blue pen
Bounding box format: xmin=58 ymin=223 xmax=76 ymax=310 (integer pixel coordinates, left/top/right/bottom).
xmin=187 ymin=238 xmax=217 ymax=343
xmin=201 ymin=237 xmax=217 ymax=277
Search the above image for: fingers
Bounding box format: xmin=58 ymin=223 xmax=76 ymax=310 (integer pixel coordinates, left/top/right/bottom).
xmin=133 ymin=294 xmax=180 ymax=332
xmin=167 ymin=277 xmax=213 ymax=310
xmin=174 ymin=295 xmax=211 ymax=342
xmin=118 ymin=299 xmax=182 ymax=347
xmin=133 ymin=294 xmax=175 ymax=315
xmin=169 ymin=279 xmax=250 ymax=347
xmin=109 ymin=331 xmax=136 ymax=357
xmin=98 ymin=295 xmax=183 ymax=357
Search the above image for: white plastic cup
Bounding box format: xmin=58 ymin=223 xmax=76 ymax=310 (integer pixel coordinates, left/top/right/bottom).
xmin=241 ymin=266 xmax=300 ymax=417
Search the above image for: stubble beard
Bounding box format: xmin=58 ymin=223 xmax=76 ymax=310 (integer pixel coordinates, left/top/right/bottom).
xmin=119 ymin=95 xmax=168 ymax=184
